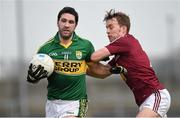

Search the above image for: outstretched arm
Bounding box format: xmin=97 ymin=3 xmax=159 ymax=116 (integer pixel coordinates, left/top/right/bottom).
xmin=91 ymin=47 xmax=111 ymax=62
xmin=86 ymin=62 xmax=112 ymax=79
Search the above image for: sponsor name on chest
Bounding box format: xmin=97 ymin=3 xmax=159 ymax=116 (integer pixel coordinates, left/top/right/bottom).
xmin=54 ymin=60 xmax=86 ymax=74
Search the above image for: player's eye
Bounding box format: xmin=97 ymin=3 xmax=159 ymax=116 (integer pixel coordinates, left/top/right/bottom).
xmin=106 ymin=24 xmax=114 ymax=30
xmin=60 ymin=18 xmax=67 ymax=23
xmin=109 ymin=25 xmax=114 ymax=30
xmin=69 ymin=20 xmax=75 ymax=24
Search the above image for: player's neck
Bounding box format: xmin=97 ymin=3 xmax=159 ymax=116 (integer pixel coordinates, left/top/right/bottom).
xmin=61 ymin=39 xmax=71 ymax=45
xmin=58 ymin=33 xmax=73 ymax=45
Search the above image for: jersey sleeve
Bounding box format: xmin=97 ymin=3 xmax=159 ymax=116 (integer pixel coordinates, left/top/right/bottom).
xmin=36 ymin=40 xmax=51 ymax=54
xmin=85 ymin=41 xmax=95 ymax=62
xmin=106 ymin=37 xmax=130 ymax=55
xmin=37 ymin=46 xmax=45 ymax=53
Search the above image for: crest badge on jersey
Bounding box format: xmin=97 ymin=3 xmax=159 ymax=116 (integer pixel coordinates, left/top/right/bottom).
xmin=76 ymin=51 xmax=82 ymax=59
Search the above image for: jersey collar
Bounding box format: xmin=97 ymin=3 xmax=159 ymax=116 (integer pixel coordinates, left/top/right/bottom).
xmin=54 ymin=32 xmax=78 ymax=44
xmin=110 ymin=34 xmax=129 ymax=44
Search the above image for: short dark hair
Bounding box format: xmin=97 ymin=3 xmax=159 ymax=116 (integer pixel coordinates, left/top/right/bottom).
xmin=104 ymin=9 xmax=131 ymax=33
xmin=57 ymin=7 xmax=79 ymax=25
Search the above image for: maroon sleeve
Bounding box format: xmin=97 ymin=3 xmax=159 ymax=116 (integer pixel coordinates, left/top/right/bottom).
xmin=105 ymin=37 xmax=130 ymax=55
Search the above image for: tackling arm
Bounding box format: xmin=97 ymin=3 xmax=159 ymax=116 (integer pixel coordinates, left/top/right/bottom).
xmin=86 ymin=62 xmax=112 ymax=79
xmin=91 ymin=47 xmax=111 ymax=62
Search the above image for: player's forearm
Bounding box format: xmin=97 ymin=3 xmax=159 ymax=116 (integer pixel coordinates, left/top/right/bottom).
xmin=87 ymin=72 xmax=106 ymax=79
xmin=87 ymin=70 xmax=111 ymax=79
xmin=91 ymin=47 xmax=111 ymax=62
xmin=87 ymin=63 xmax=111 ymax=79
xmin=90 ymin=52 xmax=103 ymax=62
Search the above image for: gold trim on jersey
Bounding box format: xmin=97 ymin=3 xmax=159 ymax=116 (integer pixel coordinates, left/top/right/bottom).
xmin=37 ymin=38 xmax=54 ymax=53
xmin=54 ymin=60 xmax=87 ymax=75
xmin=60 ymin=41 xmax=72 ymax=48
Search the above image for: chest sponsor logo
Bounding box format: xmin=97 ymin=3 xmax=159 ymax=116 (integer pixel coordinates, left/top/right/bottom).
xmin=54 ymin=60 xmax=87 ymax=75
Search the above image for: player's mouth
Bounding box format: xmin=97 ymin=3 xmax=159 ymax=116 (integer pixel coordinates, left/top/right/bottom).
xmin=62 ymin=30 xmax=70 ymax=35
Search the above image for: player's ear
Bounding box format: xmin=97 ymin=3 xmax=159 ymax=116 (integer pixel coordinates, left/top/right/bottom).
xmin=119 ymin=25 xmax=127 ymax=35
xmin=57 ymin=19 xmax=61 ymax=27
xmin=57 ymin=20 xmax=59 ymax=27
xmin=121 ymin=26 xmax=127 ymax=34
xmin=75 ymin=22 xmax=78 ymax=27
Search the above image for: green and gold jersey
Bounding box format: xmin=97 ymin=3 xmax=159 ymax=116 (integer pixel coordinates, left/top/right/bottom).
xmin=37 ymin=32 xmax=94 ymax=100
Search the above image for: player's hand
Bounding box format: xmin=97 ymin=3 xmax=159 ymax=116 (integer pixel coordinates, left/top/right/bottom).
xmin=101 ymin=57 xmax=110 ymax=61
xmin=27 ymin=63 xmax=48 ymax=84
xmin=110 ymin=66 xmax=127 ymax=74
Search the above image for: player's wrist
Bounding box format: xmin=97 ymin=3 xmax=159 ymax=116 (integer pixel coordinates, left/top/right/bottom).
xmin=110 ymin=66 xmax=127 ymax=74
xmin=101 ymin=56 xmax=110 ymax=61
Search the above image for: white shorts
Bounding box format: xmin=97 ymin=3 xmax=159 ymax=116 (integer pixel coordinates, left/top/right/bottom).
xmin=139 ymin=89 xmax=171 ymax=117
xmin=46 ymin=99 xmax=88 ymax=118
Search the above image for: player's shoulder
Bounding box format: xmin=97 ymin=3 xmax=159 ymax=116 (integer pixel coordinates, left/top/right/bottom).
xmin=115 ymin=34 xmax=136 ymax=45
xmin=39 ymin=37 xmax=54 ymax=48
xmin=37 ymin=36 xmax=56 ymax=53
xmin=74 ymin=33 xmax=93 ymax=46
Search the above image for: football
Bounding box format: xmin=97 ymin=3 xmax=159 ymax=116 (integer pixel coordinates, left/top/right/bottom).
xmin=30 ymin=53 xmax=54 ymax=76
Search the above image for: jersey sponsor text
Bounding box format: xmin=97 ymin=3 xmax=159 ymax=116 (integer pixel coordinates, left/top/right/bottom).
xmin=54 ymin=60 xmax=87 ymax=75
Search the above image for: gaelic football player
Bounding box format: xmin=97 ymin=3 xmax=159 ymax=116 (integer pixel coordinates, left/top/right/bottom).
xmin=91 ymin=9 xmax=171 ymax=117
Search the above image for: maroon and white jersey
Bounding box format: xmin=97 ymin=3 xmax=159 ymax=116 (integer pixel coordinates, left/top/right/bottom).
xmin=106 ymin=34 xmax=164 ymax=106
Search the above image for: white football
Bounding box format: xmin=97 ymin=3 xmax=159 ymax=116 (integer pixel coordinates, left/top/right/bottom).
xmin=30 ymin=53 xmax=54 ymax=77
